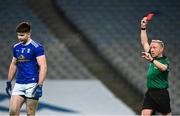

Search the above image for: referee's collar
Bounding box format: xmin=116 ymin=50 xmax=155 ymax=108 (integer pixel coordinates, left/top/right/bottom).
xmin=155 ymin=55 xmax=167 ymax=60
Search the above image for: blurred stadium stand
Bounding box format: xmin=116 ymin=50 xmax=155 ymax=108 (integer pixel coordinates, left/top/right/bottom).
xmin=54 ymin=0 xmax=180 ymax=114
xmin=26 ymin=0 xmax=143 ymax=113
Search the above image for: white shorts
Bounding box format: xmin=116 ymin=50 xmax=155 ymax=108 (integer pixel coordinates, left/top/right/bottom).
xmin=12 ymin=83 xmax=37 ymax=98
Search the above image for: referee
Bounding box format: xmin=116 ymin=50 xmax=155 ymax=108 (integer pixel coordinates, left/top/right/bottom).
xmin=140 ymin=17 xmax=172 ymax=116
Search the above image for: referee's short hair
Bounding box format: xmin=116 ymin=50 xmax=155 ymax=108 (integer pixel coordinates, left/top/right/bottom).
xmin=16 ymin=22 xmax=31 ymax=33
xmin=151 ymin=39 xmax=164 ymax=48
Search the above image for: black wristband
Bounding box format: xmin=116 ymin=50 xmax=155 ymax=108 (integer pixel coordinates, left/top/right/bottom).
xmin=141 ymin=28 xmax=146 ymax=30
xmin=150 ymin=58 xmax=154 ymax=63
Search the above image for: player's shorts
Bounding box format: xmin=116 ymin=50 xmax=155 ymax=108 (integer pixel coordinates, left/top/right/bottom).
xmin=142 ymin=88 xmax=171 ymax=114
xmin=12 ymin=83 xmax=37 ymax=98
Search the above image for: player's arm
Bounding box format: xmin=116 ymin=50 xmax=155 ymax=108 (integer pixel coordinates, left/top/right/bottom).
xmin=36 ymin=55 xmax=47 ymax=85
xmin=7 ymin=57 xmax=17 ymax=81
xmin=141 ymin=17 xmax=150 ymax=52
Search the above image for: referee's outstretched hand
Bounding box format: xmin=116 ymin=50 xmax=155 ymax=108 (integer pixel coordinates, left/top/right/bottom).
xmin=32 ymin=84 xmax=43 ymax=98
xmin=6 ymin=81 xmax=12 ymax=97
xmin=142 ymin=52 xmax=153 ymax=62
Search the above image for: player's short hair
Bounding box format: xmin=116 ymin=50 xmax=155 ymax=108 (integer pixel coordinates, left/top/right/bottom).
xmin=16 ymin=22 xmax=31 ymax=33
xmin=151 ymin=39 xmax=164 ymax=48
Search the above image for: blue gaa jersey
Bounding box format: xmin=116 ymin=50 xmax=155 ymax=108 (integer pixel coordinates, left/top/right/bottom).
xmin=13 ymin=39 xmax=45 ymax=84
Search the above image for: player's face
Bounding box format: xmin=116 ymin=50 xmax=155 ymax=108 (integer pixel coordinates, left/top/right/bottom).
xmin=17 ymin=33 xmax=29 ymax=44
xmin=150 ymin=42 xmax=163 ymax=58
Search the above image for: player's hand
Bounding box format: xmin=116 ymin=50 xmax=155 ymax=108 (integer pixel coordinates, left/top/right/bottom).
xmin=6 ymin=81 xmax=12 ymax=97
xmin=142 ymin=52 xmax=153 ymax=62
xmin=141 ymin=17 xmax=148 ymax=29
xmin=32 ymin=84 xmax=43 ymax=98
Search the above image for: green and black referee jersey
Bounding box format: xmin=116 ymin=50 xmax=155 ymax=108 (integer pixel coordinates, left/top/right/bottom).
xmin=142 ymin=55 xmax=171 ymax=114
xmin=146 ymin=55 xmax=169 ymax=89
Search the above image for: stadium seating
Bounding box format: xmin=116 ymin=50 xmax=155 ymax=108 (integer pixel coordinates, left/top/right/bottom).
xmin=55 ymin=0 xmax=180 ymax=114
xmin=0 ymin=0 xmax=95 ymax=80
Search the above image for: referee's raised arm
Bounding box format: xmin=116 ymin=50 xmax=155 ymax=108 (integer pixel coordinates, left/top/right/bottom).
xmin=140 ymin=17 xmax=150 ymax=52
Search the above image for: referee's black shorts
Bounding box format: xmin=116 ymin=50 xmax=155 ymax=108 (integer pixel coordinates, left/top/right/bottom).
xmin=142 ymin=88 xmax=171 ymax=114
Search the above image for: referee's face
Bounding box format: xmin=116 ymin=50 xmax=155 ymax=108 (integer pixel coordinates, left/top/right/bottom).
xmin=17 ymin=32 xmax=30 ymax=44
xmin=150 ymin=42 xmax=164 ymax=58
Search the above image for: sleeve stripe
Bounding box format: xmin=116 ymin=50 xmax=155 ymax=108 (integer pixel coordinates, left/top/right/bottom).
xmin=31 ymin=40 xmax=39 ymax=48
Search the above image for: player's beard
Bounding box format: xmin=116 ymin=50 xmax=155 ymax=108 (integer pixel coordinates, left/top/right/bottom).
xmin=19 ymin=38 xmax=28 ymax=44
